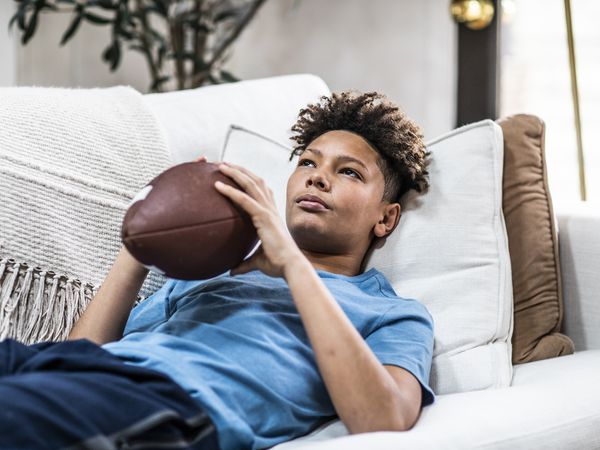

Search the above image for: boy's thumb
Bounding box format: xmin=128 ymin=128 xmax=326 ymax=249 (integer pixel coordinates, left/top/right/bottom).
xmin=230 ymin=256 xmax=255 ymax=276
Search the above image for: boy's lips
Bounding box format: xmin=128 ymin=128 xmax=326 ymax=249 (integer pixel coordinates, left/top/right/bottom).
xmin=295 ymin=194 xmax=330 ymax=210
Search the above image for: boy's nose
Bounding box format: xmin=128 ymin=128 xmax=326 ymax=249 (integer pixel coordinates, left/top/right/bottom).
xmin=306 ymin=173 xmax=330 ymax=191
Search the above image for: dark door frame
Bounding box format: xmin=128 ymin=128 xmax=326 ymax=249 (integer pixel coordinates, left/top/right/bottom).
xmin=456 ymin=0 xmax=501 ymax=127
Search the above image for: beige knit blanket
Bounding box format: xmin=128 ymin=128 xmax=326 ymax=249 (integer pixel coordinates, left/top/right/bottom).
xmin=0 ymin=85 xmax=172 ymax=344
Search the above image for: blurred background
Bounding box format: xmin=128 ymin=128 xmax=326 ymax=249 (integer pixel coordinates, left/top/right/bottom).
xmin=1 ymin=0 xmax=598 ymax=207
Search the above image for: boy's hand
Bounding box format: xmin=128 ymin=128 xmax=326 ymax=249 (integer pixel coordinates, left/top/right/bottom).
xmin=214 ymin=162 xmax=304 ymax=278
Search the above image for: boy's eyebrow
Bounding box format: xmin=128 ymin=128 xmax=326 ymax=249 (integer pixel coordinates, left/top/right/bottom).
xmin=304 ymin=148 xmax=370 ymax=174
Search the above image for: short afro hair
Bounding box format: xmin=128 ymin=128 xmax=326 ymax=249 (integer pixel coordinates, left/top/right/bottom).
xmin=288 ymin=90 xmax=431 ymax=203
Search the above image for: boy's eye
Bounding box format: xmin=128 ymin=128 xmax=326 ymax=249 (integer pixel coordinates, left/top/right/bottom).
xmin=341 ymin=168 xmax=360 ymax=178
xmin=298 ymin=158 xmax=315 ymax=167
xmin=298 ymin=159 xmax=361 ymax=179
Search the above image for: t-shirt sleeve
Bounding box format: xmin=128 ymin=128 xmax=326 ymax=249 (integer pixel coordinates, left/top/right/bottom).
xmin=365 ymin=301 xmax=436 ymax=407
xmin=122 ymin=278 xmax=178 ymax=336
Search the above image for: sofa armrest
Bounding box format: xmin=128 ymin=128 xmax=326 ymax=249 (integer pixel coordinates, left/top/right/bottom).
xmin=556 ymin=201 xmax=600 ymax=351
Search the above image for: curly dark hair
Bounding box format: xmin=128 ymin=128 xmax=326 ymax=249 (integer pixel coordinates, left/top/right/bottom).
xmin=288 ymin=90 xmax=431 ymax=203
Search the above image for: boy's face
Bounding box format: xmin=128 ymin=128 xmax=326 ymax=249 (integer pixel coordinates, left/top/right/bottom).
xmin=285 ymin=129 xmax=398 ymax=255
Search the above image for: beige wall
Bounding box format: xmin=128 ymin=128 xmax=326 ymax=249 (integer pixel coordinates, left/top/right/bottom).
xmin=1 ymin=0 xmax=456 ymax=138
xmin=225 ymin=0 xmax=457 ymax=137
xmin=0 ymin=1 xmax=17 ymax=87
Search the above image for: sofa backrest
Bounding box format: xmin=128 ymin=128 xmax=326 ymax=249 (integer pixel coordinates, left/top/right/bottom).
xmin=143 ymin=73 xmax=331 ymax=164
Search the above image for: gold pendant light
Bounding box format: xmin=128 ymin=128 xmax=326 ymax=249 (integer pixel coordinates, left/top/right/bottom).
xmin=450 ymin=0 xmax=495 ymax=30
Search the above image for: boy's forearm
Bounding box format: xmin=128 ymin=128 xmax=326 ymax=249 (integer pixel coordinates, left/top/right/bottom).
xmin=67 ymin=245 xmax=149 ymax=345
xmin=283 ymin=257 xmax=408 ymax=433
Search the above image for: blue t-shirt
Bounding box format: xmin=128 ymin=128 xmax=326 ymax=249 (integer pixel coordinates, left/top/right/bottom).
xmin=102 ymin=267 xmax=435 ymax=450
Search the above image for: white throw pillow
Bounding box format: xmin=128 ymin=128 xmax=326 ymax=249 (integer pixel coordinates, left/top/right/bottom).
xmin=366 ymin=120 xmax=513 ymax=395
xmin=221 ymin=120 xmax=514 ymax=396
xmin=220 ymin=124 xmax=296 ymax=220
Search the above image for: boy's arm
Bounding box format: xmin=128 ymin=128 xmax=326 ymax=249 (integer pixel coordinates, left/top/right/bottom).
xmin=67 ymin=245 xmax=149 ymax=345
xmin=283 ymin=257 xmax=422 ymax=434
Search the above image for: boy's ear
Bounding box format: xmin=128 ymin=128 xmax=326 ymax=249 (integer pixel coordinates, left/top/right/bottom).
xmin=374 ymin=202 xmax=401 ymax=238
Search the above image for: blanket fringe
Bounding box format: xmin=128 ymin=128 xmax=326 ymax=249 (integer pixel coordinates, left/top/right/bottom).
xmin=0 ymin=257 xmax=145 ymax=344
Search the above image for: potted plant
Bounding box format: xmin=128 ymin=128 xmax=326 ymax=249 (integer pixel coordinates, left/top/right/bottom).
xmin=9 ymin=0 xmax=267 ymax=93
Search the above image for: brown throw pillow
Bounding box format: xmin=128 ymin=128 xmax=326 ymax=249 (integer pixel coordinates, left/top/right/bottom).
xmin=497 ymin=114 xmax=575 ymax=364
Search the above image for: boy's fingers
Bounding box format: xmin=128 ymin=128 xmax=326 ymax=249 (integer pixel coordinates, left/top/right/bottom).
xmin=221 ymin=161 xmax=262 ymax=184
xmin=214 ymin=180 xmax=262 ymax=216
xmin=218 ymin=164 xmax=269 ymax=204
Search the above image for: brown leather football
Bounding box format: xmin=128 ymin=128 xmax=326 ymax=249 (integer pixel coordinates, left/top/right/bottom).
xmin=121 ymin=161 xmax=259 ymax=280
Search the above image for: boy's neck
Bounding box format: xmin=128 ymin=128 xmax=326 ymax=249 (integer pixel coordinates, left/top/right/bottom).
xmin=299 ymin=249 xmax=363 ymax=277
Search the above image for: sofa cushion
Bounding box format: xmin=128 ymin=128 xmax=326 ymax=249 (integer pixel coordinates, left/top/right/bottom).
xmin=496 ymin=114 xmax=574 ymax=364
xmin=221 ymin=120 xmax=513 ymax=397
xmin=557 ymin=202 xmax=600 ymax=352
xmin=273 ymin=350 xmax=600 ymax=449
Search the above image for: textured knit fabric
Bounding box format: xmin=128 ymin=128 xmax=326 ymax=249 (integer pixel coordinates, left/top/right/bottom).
xmin=0 ymin=86 xmax=172 ymax=344
xmin=0 ymin=337 xmax=220 ymax=450
xmin=102 ymin=268 xmax=435 ymax=450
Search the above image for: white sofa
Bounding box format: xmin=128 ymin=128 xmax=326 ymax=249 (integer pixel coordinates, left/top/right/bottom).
xmin=142 ymin=74 xmax=600 ymax=449
xmin=1 ymin=73 xmax=599 ymax=449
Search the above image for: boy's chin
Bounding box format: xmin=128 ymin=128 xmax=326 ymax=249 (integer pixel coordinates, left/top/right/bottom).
xmin=289 ymin=226 xmax=345 ymax=254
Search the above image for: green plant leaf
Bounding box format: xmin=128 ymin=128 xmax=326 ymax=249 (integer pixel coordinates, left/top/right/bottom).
xmin=111 ymin=40 xmax=122 ymax=71
xmin=94 ymin=0 xmax=117 ymax=9
xmin=102 ymin=39 xmax=121 ymax=71
xmin=60 ymin=6 xmax=84 ymax=45
xmin=84 ymin=12 xmax=112 ymax=25
xmin=182 ymin=11 xmax=200 ymax=22
xmin=8 ymin=7 xmax=25 ymax=31
xmin=187 ymin=21 xmax=211 ymax=33
xmin=128 ymin=43 xmax=145 ymax=52
xmin=157 ymin=42 xmax=167 ymax=67
xmin=219 ymin=69 xmax=239 ymax=83
xmin=22 ymin=8 xmax=40 ymax=45
xmin=147 ymin=27 xmax=166 ymax=44
xmin=8 ymin=14 xmax=17 ymax=31
xmin=150 ymin=75 xmax=170 ymax=92
xmin=91 ymin=0 xmax=119 ymax=9
xmin=214 ymin=9 xmax=240 ymax=23
xmin=148 ymin=0 xmax=168 ymax=17
xmin=16 ymin=4 xmax=27 ymax=30
xmin=40 ymin=1 xmax=58 ymax=12
xmin=120 ymin=5 xmax=134 ymax=27
xmin=206 ymin=73 xmax=219 ymax=85
xmin=115 ymin=25 xmax=134 ymax=39
xmin=111 ymin=5 xmax=134 ymax=40
xmin=173 ymin=51 xmax=208 ymax=70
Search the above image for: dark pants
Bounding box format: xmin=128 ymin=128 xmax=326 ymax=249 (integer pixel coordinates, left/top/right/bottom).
xmin=0 ymin=337 xmax=221 ymax=450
